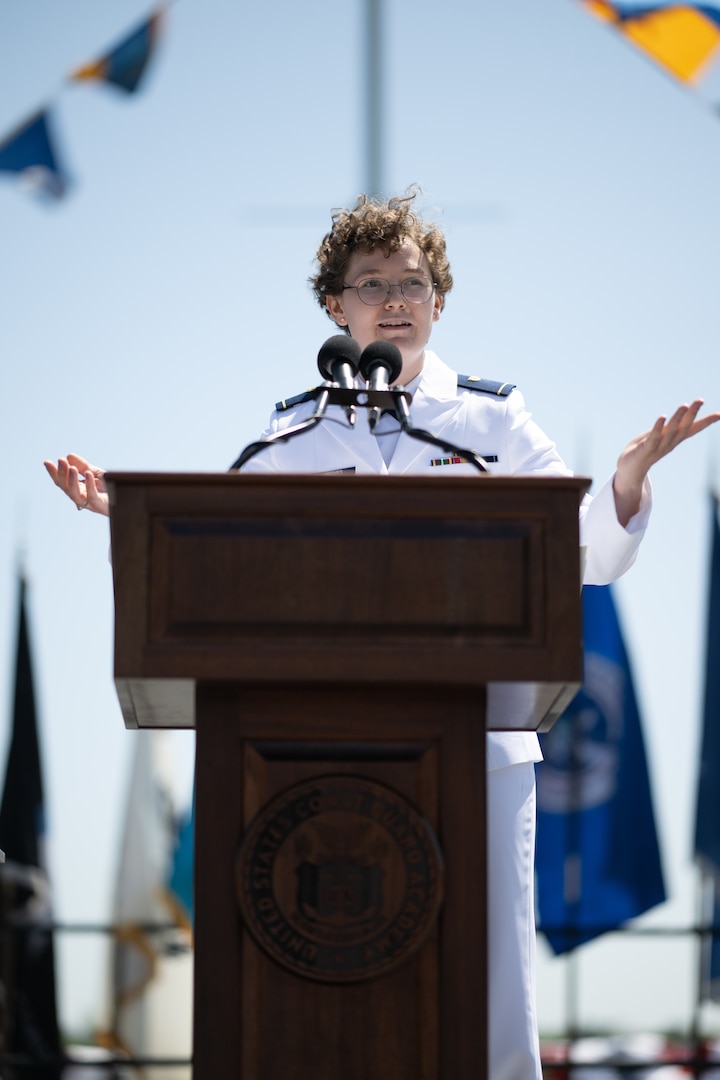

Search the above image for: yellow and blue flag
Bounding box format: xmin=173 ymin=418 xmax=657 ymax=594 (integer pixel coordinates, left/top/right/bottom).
xmin=70 ymin=10 xmax=164 ymax=94
xmin=103 ymin=731 xmax=193 ymax=1059
xmin=535 ymin=583 xmax=666 ymax=954
xmin=0 ymin=110 xmax=68 ymax=199
xmin=579 ymin=2 xmax=720 ymax=92
xmin=694 ymin=494 xmax=720 ymax=1001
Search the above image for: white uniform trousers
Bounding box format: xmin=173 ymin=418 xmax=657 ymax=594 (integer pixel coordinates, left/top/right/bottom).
xmin=487 ymin=762 xmax=541 ymax=1080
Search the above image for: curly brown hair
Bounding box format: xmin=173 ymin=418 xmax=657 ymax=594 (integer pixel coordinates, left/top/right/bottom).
xmin=310 ymin=190 xmax=453 ymax=322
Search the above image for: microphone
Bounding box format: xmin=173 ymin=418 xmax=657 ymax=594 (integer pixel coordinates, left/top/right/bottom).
xmin=317 ymin=335 xmax=361 ymax=426
xmin=359 ymin=341 xmax=403 ymax=431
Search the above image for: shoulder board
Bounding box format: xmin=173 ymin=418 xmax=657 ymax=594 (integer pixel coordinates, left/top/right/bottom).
xmin=457 ymin=374 xmax=516 ymax=397
xmin=275 ymin=387 xmax=319 ymax=412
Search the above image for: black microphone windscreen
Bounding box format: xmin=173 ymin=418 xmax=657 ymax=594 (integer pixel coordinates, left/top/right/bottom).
xmin=317 ymin=335 xmax=361 ymax=380
xmin=359 ymin=340 xmax=403 ymax=384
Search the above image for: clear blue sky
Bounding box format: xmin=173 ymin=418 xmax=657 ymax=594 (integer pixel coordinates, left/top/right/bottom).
xmin=1 ymin=0 xmax=719 ymax=1038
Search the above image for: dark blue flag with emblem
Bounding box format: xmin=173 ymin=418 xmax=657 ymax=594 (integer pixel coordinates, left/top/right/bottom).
xmin=694 ymin=493 xmax=720 ymax=1001
xmin=0 ymin=110 xmax=68 ymax=200
xmin=0 ymin=577 xmax=64 ymax=1076
xmin=535 ymin=583 xmax=666 ymax=954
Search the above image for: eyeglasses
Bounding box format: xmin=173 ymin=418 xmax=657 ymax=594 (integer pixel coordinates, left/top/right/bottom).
xmin=342 ymin=276 xmax=437 ymax=306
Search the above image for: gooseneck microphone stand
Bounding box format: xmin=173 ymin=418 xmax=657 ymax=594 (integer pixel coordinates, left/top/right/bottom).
xmin=389 ymin=386 xmax=489 ymax=473
xmin=229 ymin=339 xmax=489 ymax=474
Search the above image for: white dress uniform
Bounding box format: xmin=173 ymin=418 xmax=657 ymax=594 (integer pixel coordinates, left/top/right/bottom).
xmin=239 ymin=349 xmax=651 ymax=1080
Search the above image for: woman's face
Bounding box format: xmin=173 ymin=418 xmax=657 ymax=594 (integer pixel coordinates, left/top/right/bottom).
xmin=325 ymin=239 xmax=442 ymax=385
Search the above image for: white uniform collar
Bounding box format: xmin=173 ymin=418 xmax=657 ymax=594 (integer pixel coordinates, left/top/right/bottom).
xmin=412 ymin=350 xmax=458 ymax=401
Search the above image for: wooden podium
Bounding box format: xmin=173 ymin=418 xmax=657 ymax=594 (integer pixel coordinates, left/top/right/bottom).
xmin=106 ymin=472 xmax=589 ymax=1080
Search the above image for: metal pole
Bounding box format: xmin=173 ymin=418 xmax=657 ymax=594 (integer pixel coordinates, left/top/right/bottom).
xmin=565 ymin=712 xmax=583 ymax=1060
xmin=693 ymin=872 xmax=711 ymax=1079
xmin=365 ymin=0 xmax=382 ymax=197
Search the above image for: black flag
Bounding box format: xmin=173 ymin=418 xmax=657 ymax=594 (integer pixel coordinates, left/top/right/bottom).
xmin=0 ymin=577 xmax=64 ymax=1077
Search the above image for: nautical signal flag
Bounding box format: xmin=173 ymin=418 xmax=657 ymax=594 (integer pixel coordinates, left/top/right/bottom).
xmin=578 ymin=2 xmax=720 ymax=96
xmin=535 ymin=584 xmax=666 ymax=955
xmin=694 ymin=494 xmax=720 ymax=1002
xmin=0 ymin=7 xmax=166 ymax=202
xmin=0 ymin=110 xmax=68 ymax=199
xmin=70 ymin=9 xmax=165 ymax=94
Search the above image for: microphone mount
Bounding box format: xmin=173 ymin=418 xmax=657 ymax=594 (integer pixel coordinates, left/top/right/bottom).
xmin=230 ymin=383 xmax=489 ymax=473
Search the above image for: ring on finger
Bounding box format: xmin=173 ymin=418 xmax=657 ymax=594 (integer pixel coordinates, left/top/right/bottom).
xmin=77 ymin=499 xmax=89 ymax=511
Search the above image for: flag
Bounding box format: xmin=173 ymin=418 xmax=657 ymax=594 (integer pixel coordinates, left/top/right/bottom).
xmin=0 ymin=577 xmax=64 ymax=1077
xmin=168 ymin=792 xmax=194 ymax=930
xmin=70 ymin=11 xmax=165 ymax=94
xmin=102 ymin=730 xmax=192 ymax=1063
xmin=694 ymin=493 xmax=720 ymax=1001
xmin=0 ymin=110 xmax=68 ymax=199
xmin=578 ymin=2 xmax=720 ymax=97
xmin=535 ymin=583 xmax=666 ymax=954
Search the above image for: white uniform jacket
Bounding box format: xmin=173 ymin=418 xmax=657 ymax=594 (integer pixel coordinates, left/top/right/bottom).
xmin=240 ymin=350 xmax=651 ymax=771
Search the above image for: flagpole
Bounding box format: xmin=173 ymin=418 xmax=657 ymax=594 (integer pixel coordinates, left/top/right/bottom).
xmin=692 ymin=871 xmax=710 ymax=1077
xmin=365 ymin=0 xmax=383 ymax=197
xmin=566 ymin=712 xmax=583 ymax=1045
xmin=565 ymin=949 xmax=580 ymax=1044
xmin=694 ymin=492 xmax=720 ymax=1067
xmin=0 ymin=876 xmax=16 ymax=1067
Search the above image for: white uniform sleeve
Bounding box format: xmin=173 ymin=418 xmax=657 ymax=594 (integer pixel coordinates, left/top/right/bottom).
xmin=580 ymin=473 xmax=652 ymax=584
xmin=483 ymin=388 xmax=652 ymax=585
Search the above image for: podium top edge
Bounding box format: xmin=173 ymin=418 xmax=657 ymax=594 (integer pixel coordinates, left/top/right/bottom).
xmin=105 ymin=471 xmax=592 ymax=492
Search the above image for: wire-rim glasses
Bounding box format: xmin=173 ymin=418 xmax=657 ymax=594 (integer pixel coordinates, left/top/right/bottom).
xmin=342 ymin=276 xmax=437 ymax=306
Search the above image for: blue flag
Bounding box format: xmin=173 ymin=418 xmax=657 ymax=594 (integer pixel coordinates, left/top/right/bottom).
xmin=694 ymin=494 xmax=720 ymax=1000
xmin=0 ymin=110 xmax=68 ymax=199
xmin=535 ymin=583 xmax=666 ymax=954
xmin=70 ymin=11 xmax=164 ymax=94
xmin=168 ymin=790 xmax=194 ymax=928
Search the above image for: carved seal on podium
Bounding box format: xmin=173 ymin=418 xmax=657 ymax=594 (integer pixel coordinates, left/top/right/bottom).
xmin=237 ymin=775 xmax=444 ymax=982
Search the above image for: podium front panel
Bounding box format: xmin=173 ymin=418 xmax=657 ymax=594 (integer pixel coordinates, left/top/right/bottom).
xmin=192 ymin=683 xmax=486 ymax=1080
xmin=108 ymin=472 xmax=589 ymax=698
